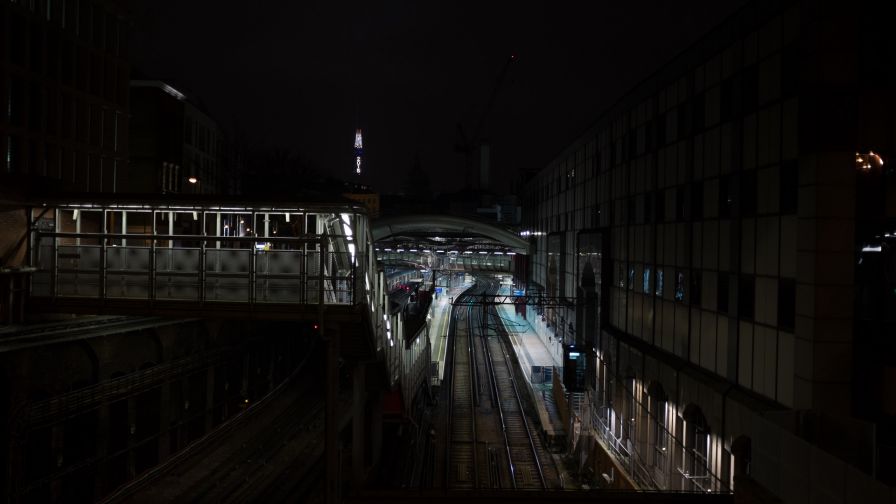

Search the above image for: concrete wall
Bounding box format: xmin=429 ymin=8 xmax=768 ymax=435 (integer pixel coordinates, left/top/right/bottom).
xmin=0 ymin=208 xmax=27 ymax=267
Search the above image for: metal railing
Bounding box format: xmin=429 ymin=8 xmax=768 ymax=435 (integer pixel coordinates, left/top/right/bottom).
xmin=31 ymin=232 xmax=360 ymax=307
xmin=589 ymin=401 xmax=729 ymax=493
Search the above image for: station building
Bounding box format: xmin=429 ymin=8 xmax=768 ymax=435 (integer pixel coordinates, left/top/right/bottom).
xmin=520 ymin=0 xmax=896 ymax=501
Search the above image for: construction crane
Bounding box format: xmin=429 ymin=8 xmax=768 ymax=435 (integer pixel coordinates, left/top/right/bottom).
xmin=454 ymin=53 xmax=518 ymax=190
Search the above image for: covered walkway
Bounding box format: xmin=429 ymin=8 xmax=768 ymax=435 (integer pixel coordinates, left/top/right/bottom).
xmin=26 ymin=197 xmax=383 ymax=324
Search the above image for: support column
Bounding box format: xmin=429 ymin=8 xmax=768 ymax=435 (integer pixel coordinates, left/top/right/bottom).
xmin=157 ymin=383 xmax=172 ymax=462
xmin=205 ymin=366 xmax=215 ymax=433
xmin=50 ymin=424 xmax=64 ymax=502
xmin=352 ymin=361 xmax=366 ymax=486
xmin=325 ymin=322 xmax=341 ymax=504
xmin=370 ymin=388 xmax=383 ymax=467
xmin=127 ymin=398 xmax=137 ymax=480
xmin=94 ymin=404 xmax=110 ymax=497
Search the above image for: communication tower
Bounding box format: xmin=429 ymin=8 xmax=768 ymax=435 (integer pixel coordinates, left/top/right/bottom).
xmin=354 ymin=129 xmax=363 ymax=175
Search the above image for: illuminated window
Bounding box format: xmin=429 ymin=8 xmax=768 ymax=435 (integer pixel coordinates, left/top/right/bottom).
xmin=656 ymin=270 xmax=664 ymax=297
xmin=5 ymin=136 xmax=12 ymax=173
xmin=643 ymin=266 xmax=651 ymax=293
xmin=649 ymin=388 xmax=668 ymax=469
xmin=675 ymin=271 xmax=685 ymax=301
xmin=623 ymin=375 xmax=635 ymax=444
xmin=682 ymin=406 xmax=711 ymax=491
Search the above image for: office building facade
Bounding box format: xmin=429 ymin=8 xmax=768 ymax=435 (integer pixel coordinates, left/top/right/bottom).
xmin=126 ymin=80 xmax=221 ymax=194
xmin=1 ymin=0 xmax=128 ymax=268
xmin=521 ymin=1 xmax=895 ymax=501
xmin=1 ymin=0 xmax=129 ymax=193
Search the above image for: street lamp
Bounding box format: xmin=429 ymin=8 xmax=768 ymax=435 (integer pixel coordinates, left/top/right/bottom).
xmin=187 ymin=176 xmax=200 ymax=194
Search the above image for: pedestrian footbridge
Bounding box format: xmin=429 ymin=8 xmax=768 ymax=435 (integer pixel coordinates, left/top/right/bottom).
xmin=28 ymin=197 xmax=378 ymax=319
xmin=19 ymin=196 xmax=409 ymax=364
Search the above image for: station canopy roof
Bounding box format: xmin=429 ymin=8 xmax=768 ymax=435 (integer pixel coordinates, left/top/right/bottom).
xmin=371 ymin=214 xmax=528 ymax=255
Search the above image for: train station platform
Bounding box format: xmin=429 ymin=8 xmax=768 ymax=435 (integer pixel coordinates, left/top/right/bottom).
xmin=428 ymin=283 xmax=471 ymax=386
xmin=494 ymin=286 xmax=566 ymax=446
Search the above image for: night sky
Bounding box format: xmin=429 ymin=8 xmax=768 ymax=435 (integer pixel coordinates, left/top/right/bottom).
xmin=127 ymin=1 xmax=746 ymax=195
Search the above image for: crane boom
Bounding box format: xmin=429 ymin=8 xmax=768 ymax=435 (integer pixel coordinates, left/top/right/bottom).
xmin=472 ymin=53 xmax=518 ymax=145
xmin=455 ymin=53 xmax=518 ymax=189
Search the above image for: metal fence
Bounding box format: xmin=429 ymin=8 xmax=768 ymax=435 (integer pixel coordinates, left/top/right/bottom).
xmin=31 ymin=232 xmax=362 ymax=306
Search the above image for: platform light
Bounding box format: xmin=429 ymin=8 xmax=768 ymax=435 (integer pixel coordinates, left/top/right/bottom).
xmin=857 ymin=151 xmax=885 ymax=171
xmin=507 ymin=252 xmax=516 ymax=255
xmin=478 ymin=251 xmax=487 ymax=254
xmin=410 ymin=249 xmax=418 ymax=252
xmin=161 ymin=83 xmax=186 ymax=101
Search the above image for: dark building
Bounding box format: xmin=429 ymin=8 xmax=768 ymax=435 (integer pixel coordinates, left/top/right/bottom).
xmin=126 ymin=80 xmax=221 ymax=194
xmin=521 ymin=0 xmax=895 ymax=501
xmin=1 ymin=0 xmax=129 ymax=193
xmin=1 ymin=0 xmax=129 ymax=267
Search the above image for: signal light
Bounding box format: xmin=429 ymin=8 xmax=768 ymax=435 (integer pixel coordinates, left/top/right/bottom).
xmin=313 ymin=323 xmax=319 ymax=331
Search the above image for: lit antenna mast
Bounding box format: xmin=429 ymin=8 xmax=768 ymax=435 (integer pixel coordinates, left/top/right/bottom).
xmin=354 ymin=129 xmax=363 ymax=175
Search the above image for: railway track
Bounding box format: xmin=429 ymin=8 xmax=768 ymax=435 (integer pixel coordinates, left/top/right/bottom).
xmin=182 ymin=397 xmax=324 ymax=503
xmin=109 ymin=342 xmax=329 ymax=503
xmin=443 ymin=279 xmax=559 ymax=490
xmin=445 ymin=285 xmax=480 ymax=489
xmin=0 ymin=316 xmax=192 ymax=352
xmin=481 ymin=297 xmax=559 ymax=489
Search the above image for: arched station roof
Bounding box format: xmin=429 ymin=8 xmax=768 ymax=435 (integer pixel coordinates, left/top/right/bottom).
xmin=372 ymin=214 xmax=528 ymax=254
